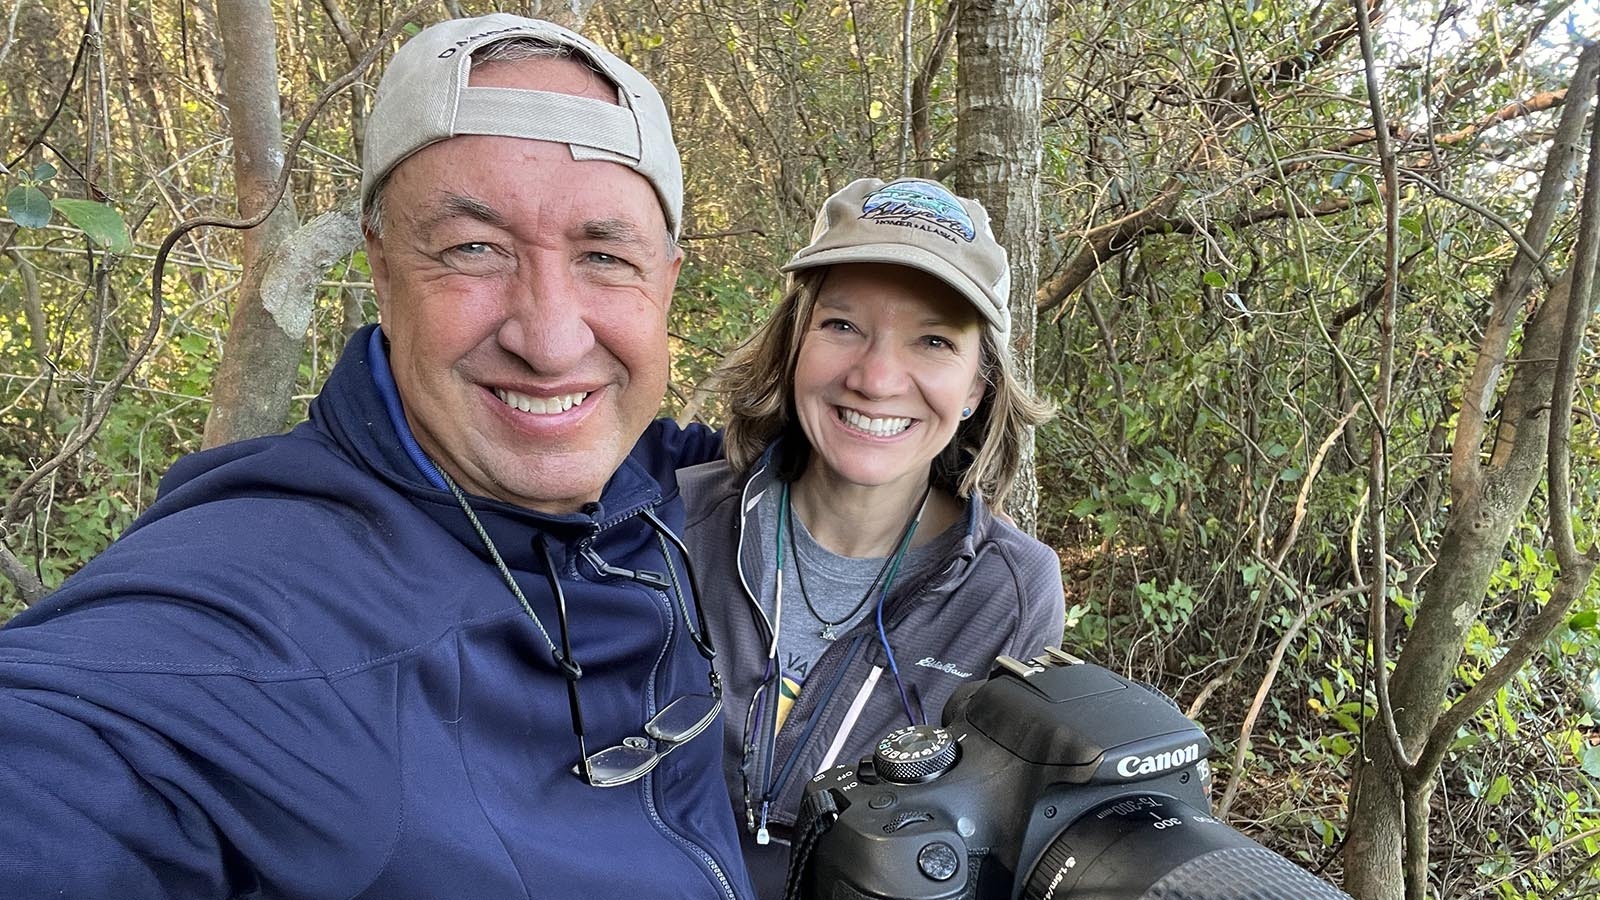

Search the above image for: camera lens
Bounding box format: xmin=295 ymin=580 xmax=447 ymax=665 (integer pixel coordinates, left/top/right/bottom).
xmin=1020 ymin=794 xmax=1350 ymax=900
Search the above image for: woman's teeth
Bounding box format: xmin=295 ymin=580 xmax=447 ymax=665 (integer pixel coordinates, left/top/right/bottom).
xmin=841 ymin=408 xmax=912 ymax=436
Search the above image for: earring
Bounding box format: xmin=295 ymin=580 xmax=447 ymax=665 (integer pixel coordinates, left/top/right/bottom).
xmin=961 ymin=407 xmax=972 ymax=419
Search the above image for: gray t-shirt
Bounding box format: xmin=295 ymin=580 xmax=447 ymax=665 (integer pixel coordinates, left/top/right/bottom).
xmin=753 ymin=485 xmax=958 ymax=688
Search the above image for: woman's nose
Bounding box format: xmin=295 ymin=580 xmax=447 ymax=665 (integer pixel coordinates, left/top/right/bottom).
xmin=843 ymin=340 xmax=910 ymax=399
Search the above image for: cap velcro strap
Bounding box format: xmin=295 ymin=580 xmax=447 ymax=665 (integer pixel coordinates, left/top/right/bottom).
xmin=454 ymin=87 xmax=641 ymax=161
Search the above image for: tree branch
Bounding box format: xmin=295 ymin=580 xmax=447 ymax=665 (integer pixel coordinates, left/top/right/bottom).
xmin=0 ymin=539 xmax=44 ymax=606
xmin=1215 ymin=406 xmax=1362 ymax=816
xmin=1038 ymin=173 xmax=1187 ymax=314
xmin=910 ymin=0 xmax=957 ymax=179
xmin=1415 ymin=52 xmax=1600 ymax=787
xmin=1352 ymin=0 xmax=1416 ymax=812
xmin=0 ymin=2 xmax=433 ymax=532
xmin=1447 ymin=44 xmax=1599 ymax=506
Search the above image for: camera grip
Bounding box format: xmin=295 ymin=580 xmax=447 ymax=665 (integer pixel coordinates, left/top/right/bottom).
xmin=812 ymin=819 xmax=973 ymax=900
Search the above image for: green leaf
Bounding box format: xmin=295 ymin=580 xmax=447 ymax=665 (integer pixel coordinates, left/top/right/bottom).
xmin=1495 ymin=687 xmax=1517 ymax=738
xmin=6 ymin=184 xmax=52 ymax=227
xmin=33 ymin=162 xmax=57 ymax=182
xmin=1574 ymin=743 xmax=1600 ymax=778
xmin=51 ymin=198 xmax=132 ymax=254
xmin=1202 ymin=270 xmax=1226 ymax=288
xmin=1569 ymin=610 xmax=1598 ymax=631
xmin=1484 ymin=774 xmax=1511 ymax=805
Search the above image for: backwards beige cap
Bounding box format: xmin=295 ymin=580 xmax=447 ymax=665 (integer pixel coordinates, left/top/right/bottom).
xmin=782 ymin=177 xmax=1011 ymax=338
xmin=361 ymin=14 xmax=683 ymax=237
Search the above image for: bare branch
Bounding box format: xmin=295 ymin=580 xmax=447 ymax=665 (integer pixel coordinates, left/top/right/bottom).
xmin=1038 ymin=173 xmax=1186 ymax=314
xmin=1431 ymin=2 xmax=1571 ymax=115
xmin=5 ymin=249 xmax=65 ymax=424
xmin=1214 ymin=405 xmax=1363 ymax=817
xmin=898 ymin=0 xmax=914 ymax=176
xmin=910 ymin=0 xmax=957 ymax=178
xmin=0 ymin=0 xmax=24 ymax=70
xmin=1351 ymin=0 xmax=1415 ymax=815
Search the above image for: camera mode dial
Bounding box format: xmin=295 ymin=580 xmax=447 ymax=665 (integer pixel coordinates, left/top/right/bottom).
xmin=874 ymin=725 xmax=959 ymax=784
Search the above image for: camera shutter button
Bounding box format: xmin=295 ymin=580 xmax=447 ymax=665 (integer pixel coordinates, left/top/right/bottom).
xmin=917 ymin=841 xmax=961 ymax=881
xmin=874 ymin=725 xmax=959 ymax=783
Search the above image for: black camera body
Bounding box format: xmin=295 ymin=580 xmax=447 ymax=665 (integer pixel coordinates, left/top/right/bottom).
xmin=791 ymin=650 xmax=1350 ymax=900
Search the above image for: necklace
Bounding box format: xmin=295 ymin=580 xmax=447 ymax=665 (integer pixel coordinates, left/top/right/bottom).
xmin=779 ymin=481 xmax=931 ymax=641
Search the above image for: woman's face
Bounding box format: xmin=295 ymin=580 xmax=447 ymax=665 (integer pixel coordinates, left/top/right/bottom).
xmin=793 ymin=263 xmax=987 ymax=495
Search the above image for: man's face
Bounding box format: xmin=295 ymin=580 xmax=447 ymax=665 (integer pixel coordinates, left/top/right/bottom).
xmin=366 ymin=56 xmax=681 ymax=514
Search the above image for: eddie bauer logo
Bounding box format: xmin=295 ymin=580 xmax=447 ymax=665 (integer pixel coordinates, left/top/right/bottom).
xmin=915 ymin=657 xmax=973 ymax=678
xmin=1115 ymin=743 xmax=1201 ymax=778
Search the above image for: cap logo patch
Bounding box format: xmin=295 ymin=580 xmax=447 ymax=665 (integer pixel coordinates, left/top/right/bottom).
xmin=860 ymin=182 xmax=976 ymax=244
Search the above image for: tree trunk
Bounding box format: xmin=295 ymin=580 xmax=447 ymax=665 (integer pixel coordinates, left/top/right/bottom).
xmin=1342 ymin=43 xmax=1600 ymax=899
xmin=204 ymin=0 xmax=301 ymax=447
xmin=954 ymin=0 xmax=1045 ymax=532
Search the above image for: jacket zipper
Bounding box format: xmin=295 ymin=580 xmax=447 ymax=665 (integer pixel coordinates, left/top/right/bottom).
xmin=758 ymin=634 xmax=866 ymax=833
xmin=733 ymin=463 xmax=774 ymax=644
xmin=581 ymin=519 xmax=741 ymax=900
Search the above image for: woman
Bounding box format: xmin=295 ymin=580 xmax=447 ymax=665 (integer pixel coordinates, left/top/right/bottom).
xmin=680 ymin=177 xmax=1064 ymax=898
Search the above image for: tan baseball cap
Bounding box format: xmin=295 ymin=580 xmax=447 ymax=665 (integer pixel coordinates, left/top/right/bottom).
xmin=361 ymin=14 xmax=683 ymax=237
xmin=782 ymin=178 xmax=1011 ymax=338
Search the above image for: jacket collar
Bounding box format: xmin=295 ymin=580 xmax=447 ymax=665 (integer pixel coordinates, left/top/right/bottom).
xmin=305 ymin=325 xmax=665 ymax=565
xmin=733 ymin=440 xmax=990 ymax=604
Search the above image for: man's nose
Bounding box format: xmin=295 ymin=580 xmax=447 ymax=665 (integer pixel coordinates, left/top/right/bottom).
xmin=497 ymin=263 xmax=595 ymax=373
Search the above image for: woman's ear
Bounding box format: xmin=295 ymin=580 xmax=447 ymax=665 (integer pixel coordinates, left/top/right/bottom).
xmin=962 ymin=372 xmax=986 ymax=419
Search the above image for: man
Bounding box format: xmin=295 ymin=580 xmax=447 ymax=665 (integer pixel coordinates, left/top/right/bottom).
xmin=0 ymin=15 xmax=753 ymax=900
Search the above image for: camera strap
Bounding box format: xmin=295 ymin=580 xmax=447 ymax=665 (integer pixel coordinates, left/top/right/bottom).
xmin=780 ymin=786 xmax=841 ymax=900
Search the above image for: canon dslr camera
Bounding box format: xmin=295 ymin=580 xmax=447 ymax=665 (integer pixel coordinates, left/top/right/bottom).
xmin=786 ymin=648 xmax=1351 ymax=900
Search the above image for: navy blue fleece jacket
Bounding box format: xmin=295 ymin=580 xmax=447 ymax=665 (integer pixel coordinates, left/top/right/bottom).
xmin=0 ymin=326 xmax=753 ymax=900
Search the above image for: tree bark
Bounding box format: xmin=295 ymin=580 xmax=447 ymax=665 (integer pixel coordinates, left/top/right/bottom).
xmin=954 ymin=0 xmax=1045 ymax=532
xmin=204 ymin=0 xmax=302 ymax=447
xmin=1342 ymin=42 xmax=1600 ymax=900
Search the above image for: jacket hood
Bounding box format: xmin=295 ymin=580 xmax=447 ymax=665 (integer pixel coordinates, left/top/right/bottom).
xmin=156 ymin=325 xmax=672 ymax=572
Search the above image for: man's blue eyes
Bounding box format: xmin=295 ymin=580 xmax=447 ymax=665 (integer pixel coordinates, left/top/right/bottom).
xmin=443 ymin=246 xmax=631 ymax=268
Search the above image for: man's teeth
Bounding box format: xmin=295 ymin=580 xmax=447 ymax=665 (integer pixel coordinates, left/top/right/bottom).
xmin=495 ymin=388 xmax=589 ymax=415
xmin=841 ymin=409 xmax=912 ymax=436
